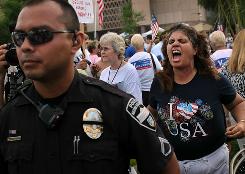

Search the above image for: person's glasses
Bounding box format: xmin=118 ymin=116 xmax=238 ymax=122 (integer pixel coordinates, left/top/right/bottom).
xmin=12 ymin=28 xmax=75 ymax=47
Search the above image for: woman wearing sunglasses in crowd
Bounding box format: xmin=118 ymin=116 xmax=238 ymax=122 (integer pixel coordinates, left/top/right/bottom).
xmin=148 ymin=23 xmax=245 ymax=174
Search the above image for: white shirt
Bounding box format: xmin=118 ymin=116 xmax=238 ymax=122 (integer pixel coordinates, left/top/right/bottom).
xmin=151 ymin=41 xmax=164 ymax=61
xmin=74 ymin=48 xmax=93 ymax=77
xmin=128 ymin=52 xmax=162 ymax=91
xmin=74 ymin=48 xmax=91 ymax=65
xmin=100 ymin=62 xmax=142 ymax=103
xmin=211 ymin=49 xmax=232 ymax=70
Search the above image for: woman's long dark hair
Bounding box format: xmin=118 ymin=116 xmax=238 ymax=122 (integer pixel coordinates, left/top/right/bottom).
xmin=157 ymin=24 xmax=219 ymax=92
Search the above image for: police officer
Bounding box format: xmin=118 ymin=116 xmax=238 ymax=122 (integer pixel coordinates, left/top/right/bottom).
xmin=0 ymin=0 xmax=180 ymax=174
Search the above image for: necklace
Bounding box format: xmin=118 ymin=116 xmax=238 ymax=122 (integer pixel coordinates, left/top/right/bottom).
xmin=107 ymin=60 xmax=123 ymax=84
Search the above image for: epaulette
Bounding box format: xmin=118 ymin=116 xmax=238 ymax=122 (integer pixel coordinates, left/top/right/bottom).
xmin=79 ymin=74 xmax=132 ymax=98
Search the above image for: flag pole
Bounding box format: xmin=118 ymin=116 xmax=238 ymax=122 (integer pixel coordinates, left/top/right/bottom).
xmin=94 ymin=0 xmax=97 ymax=39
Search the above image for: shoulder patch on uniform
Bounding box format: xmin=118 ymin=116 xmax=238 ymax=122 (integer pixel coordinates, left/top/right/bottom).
xmin=126 ymin=98 xmax=156 ymax=132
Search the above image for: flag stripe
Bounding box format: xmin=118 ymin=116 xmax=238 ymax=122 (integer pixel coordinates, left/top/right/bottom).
xmin=97 ymin=0 xmax=104 ymax=28
xmin=151 ymin=15 xmax=159 ymax=40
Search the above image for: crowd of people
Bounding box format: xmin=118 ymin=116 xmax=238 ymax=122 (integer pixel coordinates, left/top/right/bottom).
xmin=0 ymin=0 xmax=245 ymax=174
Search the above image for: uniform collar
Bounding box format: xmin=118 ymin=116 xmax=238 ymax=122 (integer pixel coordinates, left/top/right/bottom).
xmin=14 ymin=71 xmax=93 ymax=106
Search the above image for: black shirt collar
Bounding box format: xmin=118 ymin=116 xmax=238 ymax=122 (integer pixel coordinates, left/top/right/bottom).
xmin=15 ymin=71 xmax=92 ymax=106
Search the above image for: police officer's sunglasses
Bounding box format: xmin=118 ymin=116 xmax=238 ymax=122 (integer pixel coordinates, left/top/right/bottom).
xmin=11 ymin=28 xmax=76 ymax=47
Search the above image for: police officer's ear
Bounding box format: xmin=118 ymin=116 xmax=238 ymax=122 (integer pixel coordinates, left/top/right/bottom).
xmin=71 ymin=31 xmax=83 ymax=53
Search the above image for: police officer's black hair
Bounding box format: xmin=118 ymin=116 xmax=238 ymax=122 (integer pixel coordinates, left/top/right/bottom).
xmin=23 ymin=0 xmax=80 ymax=31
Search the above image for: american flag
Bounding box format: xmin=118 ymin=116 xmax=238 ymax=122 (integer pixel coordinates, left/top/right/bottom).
xmin=151 ymin=15 xmax=159 ymax=40
xmin=97 ymin=0 xmax=104 ymax=28
xmin=177 ymin=102 xmax=198 ymax=120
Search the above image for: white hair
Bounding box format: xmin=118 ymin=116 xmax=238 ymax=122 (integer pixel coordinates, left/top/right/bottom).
xmin=100 ymin=32 xmax=125 ymax=60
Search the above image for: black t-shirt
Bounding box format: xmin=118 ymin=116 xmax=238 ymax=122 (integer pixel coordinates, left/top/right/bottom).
xmin=149 ymin=73 xmax=236 ymax=160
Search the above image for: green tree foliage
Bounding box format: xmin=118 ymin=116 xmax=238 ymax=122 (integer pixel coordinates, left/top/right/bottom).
xmin=0 ymin=0 xmax=26 ymax=44
xmin=198 ymin=0 xmax=216 ymax=10
xmin=121 ymin=1 xmax=144 ymax=34
xmin=198 ymin=0 xmax=245 ymax=34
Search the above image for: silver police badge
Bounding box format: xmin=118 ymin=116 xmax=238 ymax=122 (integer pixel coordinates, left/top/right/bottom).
xmin=83 ymin=108 xmax=103 ymax=139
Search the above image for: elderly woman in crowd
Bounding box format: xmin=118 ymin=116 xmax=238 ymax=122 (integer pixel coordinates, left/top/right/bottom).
xmin=99 ymin=32 xmax=142 ymax=103
xmin=148 ymin=24 xmax=245 ymax=174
